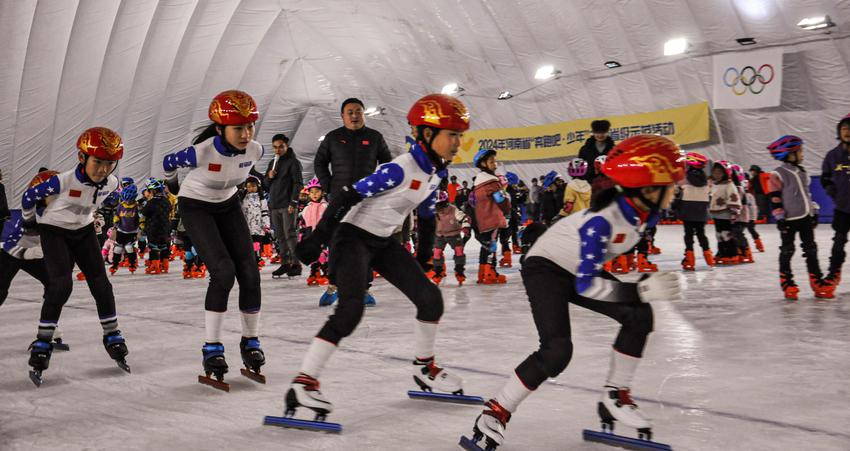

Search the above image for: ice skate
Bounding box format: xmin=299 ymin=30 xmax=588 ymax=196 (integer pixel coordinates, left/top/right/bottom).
xmin=145 ymin=259 xmax=161 ymax=275
xmin=740 ymin=248 xmax=754 ymax=264
xmin=583 ymin=385 xmax=671 ymax=450
xmin=460 ymin=399 xmax=511 ymax=451
xmin=271 ymin=263 xmax=291 ymax=279
xmin=612 ymin=255 xmax=630 ymax=274
xmin=512 ymin=243 xmax=522 ymax=255
xmin=52 ymin=337 xmax=70 ymax=351
xmin=263 ymin=374 xmax=341 ymax=432
xmin=681 ymin=250 xmax=695 ymax=271
xmin=198 ymin=342 xmax=229 ymax=391
xmin=409 ymin=357 xmax=482 ymax=404
xmin=28 ymin=338 xmax=53 ymax=387
xmin=810 ymin=274 xmax=835 ymax=300
xmin=160 ymin=258 xmax=169 ymax=273
xmin=319 ymin=285 xmax=338 ymax=307
xmin=498 ymin=250 xmax=512 ymax=268
xmin=702 ymin=249 xmax=715 ymax=267
xmin=636 ymin=254 xmax=657 ymax=273
xmin=754 ymin=238 xmax=765 ymax=252
xmin=103 ymin=330 xmax=130 ymax=373
xmin=781 ymin=273 xmax=799 ymax=301
xmin=455 ymin=271 xmax=466 ymax=286
xmin=286 ymin=263 xmax=303 ymax=278
xmin=363 ymin=291 xmax=377 ymax=307
xmin=478 ymin=264 xmax=506 ymax=284
xmin=193 ymin=264 xmax=206 ymax=279
xmin=239 ymin=337 xmax=266 ymax=384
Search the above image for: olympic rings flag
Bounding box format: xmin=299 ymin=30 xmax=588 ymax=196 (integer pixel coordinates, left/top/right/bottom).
xmin=713 ymin=48 xmax=783 ymax=109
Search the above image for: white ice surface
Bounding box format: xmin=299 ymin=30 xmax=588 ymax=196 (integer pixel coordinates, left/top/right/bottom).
xmin=1 ymin=226 xmax=849 ymax=451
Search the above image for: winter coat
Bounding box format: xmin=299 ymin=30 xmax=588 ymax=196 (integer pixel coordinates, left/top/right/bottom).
xmin=301 ymin=200 xmax=327 ymax=232
xmin=561 ymin=179 xmax=592 ymax=216
xmin=540 ymin=189 xmax=560 ymax=223
xmin=241 ymin=192 xmax=270 ymax=236
xmin=709 ymin=181 xmax=741 ymax=220
xmin=821 ymin=143 xmax=850 ymax=214
xmin=436 ymin=204 xmax=470 ymax=237
xmin=140 ymin=195 xmax=172 ymax=241
xmin=674 ymin=169 xmax=710 ymax=222
xmin=767 ymin=162 xmax=818 ymax=221
xmin=264 ymin=148 xmax=303 ymax=210
xmin=472 ymin=172 xmax=510 ymax=232
xmin=577 ymin=136 xmax=614 ymax=181
xmin=313 ymin=126 xmax=392 ymax=197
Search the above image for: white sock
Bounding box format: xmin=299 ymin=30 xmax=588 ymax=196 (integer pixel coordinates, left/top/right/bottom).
xmin=240 ymin=311 xmax=260 ymax=337
xmin=494 ymin=372 xmax=534 ymax=412
xmin=300 ymin=337 xmax=337 ymax=378
xmin=605 ymin=348 xmax=640 ymax=388
xmin=205 ymin=311 xmax=225 ymax=343
xmin=413 ymin=320 xmax=438 ymax=360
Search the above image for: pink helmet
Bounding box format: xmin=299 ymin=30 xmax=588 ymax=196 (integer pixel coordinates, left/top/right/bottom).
xmin=437 ymin=190 xmax=449 ymax=203
xmin=305 ymin=177 xmax=321 ymax=190
xmin=730 ymin=163 xmax=745 ymax=182
xmin=567 ymin=158 xmax=588 ymax=177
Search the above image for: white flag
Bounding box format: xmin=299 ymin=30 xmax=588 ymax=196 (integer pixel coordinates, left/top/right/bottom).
xmin=712 ymin=48 xmax=783 ymax=109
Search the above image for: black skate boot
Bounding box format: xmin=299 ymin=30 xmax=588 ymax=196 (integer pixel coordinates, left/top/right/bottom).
xmin=199 ymin=342 xmax=229 ymax=391
xmin=103 ymin=330 xmax=131 ymax=373
xmin=239 ymin=337 xmax=266 ymax=384
xmin=287 ymin=263 xmax=302 ymax=278
xmin=272 ymin=263 xmax=291 ymax=279
xmin=28 ymin=338 xmax=53 ymax=387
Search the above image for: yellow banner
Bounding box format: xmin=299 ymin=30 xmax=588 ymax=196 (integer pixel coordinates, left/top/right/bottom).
xmin=455 ymin=102 xmax=710 ymax=163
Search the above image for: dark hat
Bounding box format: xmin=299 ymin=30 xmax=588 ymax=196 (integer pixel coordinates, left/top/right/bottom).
xmin=591 ymin=119 xmax=611 ymax=133
xmin=340 ymin=98 xmax=365 ymax=114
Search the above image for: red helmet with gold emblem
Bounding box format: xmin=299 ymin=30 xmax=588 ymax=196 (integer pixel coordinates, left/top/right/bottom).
xmin=602 ymin=135 xmax=685 ymax=188
xmin=76 ymin=127 xmax=124 ymax=161
xmin=208 ymin=90 xmax=259 ymax=125
xmin=407 ymin=94 xmax=470 ymax=132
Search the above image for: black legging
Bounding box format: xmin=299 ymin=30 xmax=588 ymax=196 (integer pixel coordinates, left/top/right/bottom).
xmin=38 ymin=223 xmax=116 ymax=323
xmin=779 ymin=217 xmax=822 ymax=280
xmin=683 ymin=221 xmax=709 ymax=251
xmin=0 ymin=252 xmax=48 ymax=306
xmin=178 ymin=195 xmax=260 ymax=313
xmin=515 ymin=257 xmax=653 ymax=391
xmin=317 ymin=223 xmax=443 ymax=344
xmin=829 ymin=209 xmax=850 ymax=274
xmin=714 ymin=219 xmax=737 ymax=258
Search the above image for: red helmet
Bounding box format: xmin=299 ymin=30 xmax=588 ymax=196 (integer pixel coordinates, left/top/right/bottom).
xmin=29 ymin=170 xmax=59 ymax=188
xmin=208 ymin=90 xmax=259 ymax=125
xmin=602 ymin=135 xmax=685 ymax=188
xmin=76 ymin=127 xmax=124 ymax=161
xmin=684 ymin=151 xmax=709 ymax=169
xmin=407 ymin=94 xmax=470 ymax=132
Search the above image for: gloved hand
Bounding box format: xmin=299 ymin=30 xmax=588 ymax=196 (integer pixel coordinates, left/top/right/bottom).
xmin=295 ymin=230 xmax=326 ymax=265
xmin=637 ymin=272 xmax=682 ymax=302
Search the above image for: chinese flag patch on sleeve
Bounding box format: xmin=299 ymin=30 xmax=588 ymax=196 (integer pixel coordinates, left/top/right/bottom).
xmin=612 ymin=233 xmax=626 ymax=244
xmin=69 ymin=189 xmax=82 ymax=198
xmin=208 ymin=163 xmax=222 ymax=172
xmin=409 ymin=180 xmax=421 ymax=190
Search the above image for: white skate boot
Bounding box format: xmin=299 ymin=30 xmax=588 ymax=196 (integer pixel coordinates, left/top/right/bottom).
xmin=412 ymin=357 xmax=464 ymax=394
xmin=598 ymin=385 xmax=652 ymax=438
xmin=285 ymin=374 xmax=334 ymax=420
xmin=469 ymin=399 xmax=511 ymax=450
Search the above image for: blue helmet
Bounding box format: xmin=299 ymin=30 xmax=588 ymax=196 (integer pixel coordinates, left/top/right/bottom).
xmin=146 ymin=178 xmax=164 ymax=192
xmin=120 ymin=184 xmax=137 ymax=202
xmin=767 ymin=135 xmax=802 ymax=161
xmin=473 ymin=148 xmax=497 ymax=168
xmin=120 ymin=177 xmax=135 ymax=188
xmin=542 ymin=170 xmax=561 ymax=188
xmin=506 ymin=171 xmax=519 ymax=186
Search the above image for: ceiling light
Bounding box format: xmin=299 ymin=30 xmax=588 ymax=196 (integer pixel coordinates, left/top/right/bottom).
xmin=797 ymin=15 xmax=835 ymax=30
xmin=497 ymin=91 xmax=513 ymax=100
xmin=317 ymin=135 xmax=325 ymax=142
xmin=534 ymin=65 xmax=561 ymax=80
xmin=364 ymin=106 xmax=384 ymax=117
xmin=663 ymin=38 xmax=689 ymax=56
xmin=735 ymin=37 xmax=757 ymax=45
xmin=604 ymin=61 xmax=621 ymax=68
xmin=441 ymin=83 xmax=463 ymax=95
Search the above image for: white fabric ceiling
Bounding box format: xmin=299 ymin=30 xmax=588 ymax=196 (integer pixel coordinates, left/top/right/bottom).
xmin=2 ymin=0 xmax=850 ymax=204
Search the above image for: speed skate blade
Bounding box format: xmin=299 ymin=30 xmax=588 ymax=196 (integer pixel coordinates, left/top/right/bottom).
xmin=116 ymin=360 xmax=131 ymax=373
xmin=263 ymin=416 xmax=342 ymax=433
xmin=240 ymin=368 xmax=266 ymax=384
xmin=407 ymin=390 xmax=484 ymax=405
xmin=458 ymin=435 xmax=487 ymax=451
xmin=29 ymin=370 xmax=43 ymax=387
xmin=583 ymin=429 xmax=672 ymax=451
xmin=52 ymin=341 xmax=70 ymax=352
xmin=198 ymin=374 xmax=230 ymax=392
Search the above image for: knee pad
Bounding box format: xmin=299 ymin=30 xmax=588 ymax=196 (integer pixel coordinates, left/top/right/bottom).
xmin=124 ymin=243 xmax=135 ymax=254
xmin=253 ymin=242 xmax=261 ymax=252
xmin=433 ymin=248 xmax=444 ymax=260
xmin=541 ymin=337 xmax=574 ymax=377
xmin=454 ymin=245 xmax=465 ymax=257
xmin=622 ymin=303 xmax=654 ymax=336
xmin=113 ymin=246 xmax=125 ymax=255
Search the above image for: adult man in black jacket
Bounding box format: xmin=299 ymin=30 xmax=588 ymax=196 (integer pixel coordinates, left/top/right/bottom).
xmin=265 ymin=133 xmax=304 ymax=277
xmin=577 ymin=119 xmax=615 ymax=182
xmin=0 ymin=170 xmax=9 ymax=230
xmin=313 ymin=98 xmax=392 ymax=198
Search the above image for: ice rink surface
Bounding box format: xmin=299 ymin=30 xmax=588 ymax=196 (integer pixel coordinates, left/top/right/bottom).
xmin=1 ymin=225 xmax=848 ymax=451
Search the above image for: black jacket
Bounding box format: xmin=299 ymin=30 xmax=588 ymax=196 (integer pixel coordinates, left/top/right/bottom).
xmin=577 ymin=136 xmax=614 ymax=181
xmin=264 ymin=148 xmax=303 ymax=210
xmin=313 ymin=126 xmax=392 ymax=196
xmin=0 ymin=182 xmax=9 ymax=228
xmin=141 ymin=195 xmax=172 ymax=240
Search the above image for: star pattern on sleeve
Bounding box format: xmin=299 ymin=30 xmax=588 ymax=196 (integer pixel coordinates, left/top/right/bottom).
xmin=163 ymin=146 xmax=198 ymax=171
xmin=21 ymin=175 xmax=60 ymax=210
xmin=417 ymin=189 xmax=438 ymax=219
xmin=575 ymin=215 xmax=613 ymax=295
xmin=353 ymin=163 xmax=405 ymax=199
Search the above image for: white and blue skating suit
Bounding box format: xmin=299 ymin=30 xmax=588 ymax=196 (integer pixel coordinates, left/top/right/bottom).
xmin=0 ymin=210 xmax=48 ymax=307
xmin=317 ymin=141 xmax=445 ymax=344
xmin=162 ymin=135 xmax=263 ymax=314
xmin=517 ymin=195 xmax=659 ymax=390
xmin=20 ymin=165 xmax=121 ymax=340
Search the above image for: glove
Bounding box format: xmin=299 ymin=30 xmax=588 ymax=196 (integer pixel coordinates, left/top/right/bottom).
xmin=295 ymin=230 xmax=325 ymax=265
xmin=637 ymin=272 xmax=681 ymax=302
